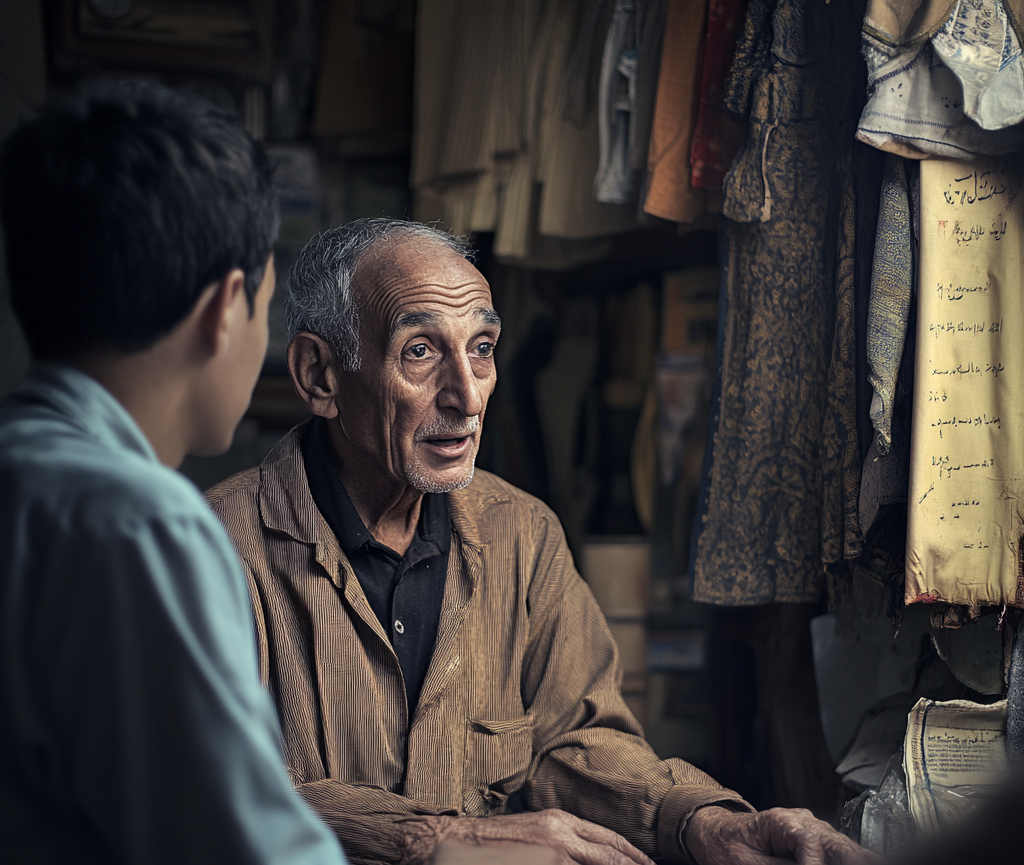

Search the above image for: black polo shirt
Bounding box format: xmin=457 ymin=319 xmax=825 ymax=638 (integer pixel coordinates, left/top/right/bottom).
xmin=301 ymin=418 xmax=449 ymax=714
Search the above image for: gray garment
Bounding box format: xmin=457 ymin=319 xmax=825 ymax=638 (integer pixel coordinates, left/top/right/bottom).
xmin=0 ymin=364 xmax=345 ymax=865
xmin=595 ymin=0 xmax=639 ymax=203
xmin=867 ymin=155 xmax=913 ymax=455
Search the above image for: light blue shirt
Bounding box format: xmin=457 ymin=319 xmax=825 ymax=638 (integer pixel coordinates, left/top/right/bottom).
xmin=0 ymin=364 xmax=346 ymax=864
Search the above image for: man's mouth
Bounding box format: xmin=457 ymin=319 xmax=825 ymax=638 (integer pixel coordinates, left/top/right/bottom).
xmin=416 ymin=417 xmax=480 ymax=456
xmin=421 ymin=434 xmax=473 ymax=456
xmin=425 ymin=435 xmax=471 ymax=447
xmin=417 ymin=421 xmax=478 ymax=458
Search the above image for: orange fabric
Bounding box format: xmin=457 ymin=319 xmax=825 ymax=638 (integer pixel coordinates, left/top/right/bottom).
xmin=643 ymin=0 xmax=708 ymax=222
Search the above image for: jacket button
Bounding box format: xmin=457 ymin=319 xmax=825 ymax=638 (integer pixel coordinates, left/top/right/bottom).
xmin=394 ymin=619 xmax=405 ymax=634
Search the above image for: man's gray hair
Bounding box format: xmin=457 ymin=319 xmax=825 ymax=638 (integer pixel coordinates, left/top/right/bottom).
xmin=285 ymin=218 xmax=474 ymax=371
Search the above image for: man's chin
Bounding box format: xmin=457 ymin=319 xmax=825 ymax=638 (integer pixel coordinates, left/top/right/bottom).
xmin=404 ymin=462 xmax=476 ymax=495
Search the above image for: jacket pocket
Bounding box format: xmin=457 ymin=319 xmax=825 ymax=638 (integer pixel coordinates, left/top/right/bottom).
xmin=462 ymin=715 xmax=534 ymax=816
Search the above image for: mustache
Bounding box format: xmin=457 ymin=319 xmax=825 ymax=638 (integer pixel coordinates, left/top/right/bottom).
xmin=415 ymin=415 xmax=480 ymax=441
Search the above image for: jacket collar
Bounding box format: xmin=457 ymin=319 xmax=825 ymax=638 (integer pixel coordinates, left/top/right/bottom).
xmin=257 ymin=419 xmax=489 ymax=551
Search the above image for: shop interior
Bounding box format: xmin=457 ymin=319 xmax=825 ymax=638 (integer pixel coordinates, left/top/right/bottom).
xmin=1 ymin=0 xmax=1020 ymax=855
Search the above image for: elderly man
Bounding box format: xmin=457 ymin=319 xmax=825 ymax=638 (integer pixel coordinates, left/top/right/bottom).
xmin=208 ymin=218 xmax=872 ymax=865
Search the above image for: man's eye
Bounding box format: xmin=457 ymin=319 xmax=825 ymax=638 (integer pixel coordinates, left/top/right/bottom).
xmin=475 ymin=342 xmax=494 ymax=358
xmin=407 ymin=344 xmax=429 ymax=359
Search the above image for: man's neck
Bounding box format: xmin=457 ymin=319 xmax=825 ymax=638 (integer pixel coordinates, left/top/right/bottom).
xmin=325 ymin=421 xmax=423 ymax=556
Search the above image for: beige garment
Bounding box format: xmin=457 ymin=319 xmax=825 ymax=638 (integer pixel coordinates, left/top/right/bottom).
xmin=412 ymin=0 xmax=638 ymax=263
xmin=493 ymin=0 xmax=560 ymax=259
xmin=906 ymin=156 xmax=1024 ymax=609
xmin=643 ymin=0 xmax=708 ymax=223
xmin=413 ymin=2 xmax=536 ymax=181
xmin=207 ymin=425 xmax=752 ymax=865
xmin=537 ymin=0 xmax=639 ymax=239
xmin=410 ymin=0 xmax=461 ymax=188
xmin=413 ymin=171 xmax=501 ymax=237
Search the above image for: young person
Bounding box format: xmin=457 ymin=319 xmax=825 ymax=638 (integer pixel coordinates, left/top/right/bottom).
xmin=0 ymin=80 xmax=346 ymax=864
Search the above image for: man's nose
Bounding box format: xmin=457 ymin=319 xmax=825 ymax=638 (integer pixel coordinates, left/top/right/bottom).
xmin=438 ymin=352 xmax=485 ymax=417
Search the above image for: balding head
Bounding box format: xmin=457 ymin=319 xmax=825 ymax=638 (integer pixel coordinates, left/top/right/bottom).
xmin=285 ymin=218 xmax=473 ymax=372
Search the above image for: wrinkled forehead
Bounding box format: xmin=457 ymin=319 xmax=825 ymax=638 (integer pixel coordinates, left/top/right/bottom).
xmin=354 ymin=238 xmax=493 ymax=336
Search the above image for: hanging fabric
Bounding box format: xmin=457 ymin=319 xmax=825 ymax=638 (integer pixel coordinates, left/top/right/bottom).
xmin=905 ymin=156 xmax=1024 ymax=618
xmin=642 ymin=0 xmax=709 ymax=223
xmin=857 ymin=0 xmax=1024 ymax=159
xmin=690 ymin=0 xmax=841 ymax=604
xmin=689 ymin=0 xmax=748 ymax=191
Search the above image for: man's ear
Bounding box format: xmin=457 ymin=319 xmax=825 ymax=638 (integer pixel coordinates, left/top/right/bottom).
xmin=287 ymin=333 xmax=342 ymax=419
xmin=196 ymin=268 xmax=247 ymax=357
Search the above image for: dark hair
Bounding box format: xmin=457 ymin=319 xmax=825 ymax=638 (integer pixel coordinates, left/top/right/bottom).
xmin=286 ymin=218 xmax=473 ymax=372
xmin=0 ymin=78 xmax=279 ymax=357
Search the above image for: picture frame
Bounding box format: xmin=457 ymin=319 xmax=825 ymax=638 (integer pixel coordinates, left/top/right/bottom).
xmin=53 ymin=0 xmax=274 ymax=81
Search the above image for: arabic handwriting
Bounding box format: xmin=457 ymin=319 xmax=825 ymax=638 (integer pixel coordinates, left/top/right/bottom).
xmin=929 ymin=414 xmax=1001 ymax=438
xmin=936 ymin=281 xmax=992 ymax=301
xmin=945 ymin=168 xmax=1010 ymax=207
xmin=928 ymin=319 xmax=1002 ymax=338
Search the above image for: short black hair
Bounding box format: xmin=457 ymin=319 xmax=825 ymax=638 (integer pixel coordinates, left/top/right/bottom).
xmin=0 ymin=78 xmax=279 ymax=357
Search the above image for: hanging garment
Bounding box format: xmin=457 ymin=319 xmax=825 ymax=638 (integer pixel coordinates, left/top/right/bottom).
xmin=591 ymin=0 xmax=668 ymax=204
xmin=690 ymin=0 xmax=864 ymax=604
xmin=689 ymin=0 xmax=748 ymax=189
xmin=630 ymin=0 xmax=669 ymax=178
xmin=857 ymin=0 xmax=1024 ymax=159
xmin=538 ymin=0 xmax=640 ymax=240
xmin=906 ymin=156 xmax=1024 ymax=613
xmin=820 ymin=0 xmax=884 ymax=573
xmin=821 ymin=138 xmax=865 ymax=569
xmin=595 ymin=0 xmax=639 ymax=203
xmin=412 ymin=0 xmax=634 ymax=267
xmin=642 ymin=0 xmax=709 ymax=223
xmin=867 ymin=155 xmax=914 ymax=455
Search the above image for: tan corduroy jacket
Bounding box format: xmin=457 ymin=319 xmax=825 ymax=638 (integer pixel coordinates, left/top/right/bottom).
xmin=207 ymin=424 xmax=750 ymax=864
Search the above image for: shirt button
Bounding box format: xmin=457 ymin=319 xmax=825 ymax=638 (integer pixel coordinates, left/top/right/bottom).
xmin=394 ymin=619 xmax=405 ymax=634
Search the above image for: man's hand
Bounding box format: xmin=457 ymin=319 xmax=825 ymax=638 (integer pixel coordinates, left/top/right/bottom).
xmin=406 ymin=809 xmax=655 ymax=865
xmin=684 ymin=806 xmax=881 ymax=865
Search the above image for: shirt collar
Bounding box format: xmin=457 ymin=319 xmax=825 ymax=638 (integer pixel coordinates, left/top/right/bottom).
xmin=257 ymin=421 xmax=486 ymax=553
xmin=301 ymin=416 xmax=450 ymax=560
xmin=2 ymin=362 xmax=159 ymax=465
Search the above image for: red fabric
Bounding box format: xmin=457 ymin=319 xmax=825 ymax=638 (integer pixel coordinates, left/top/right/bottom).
xmin=689 ymin=0 xmax=747 ymax=189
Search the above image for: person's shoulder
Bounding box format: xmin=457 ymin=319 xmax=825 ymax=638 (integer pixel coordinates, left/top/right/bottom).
xmin=460 ymin=469 xmax=562 ymax=527
xmin=0 ymin=420 xmax=211 ymax=538
xmin=206 ymin=466 xmax=261 ymax=515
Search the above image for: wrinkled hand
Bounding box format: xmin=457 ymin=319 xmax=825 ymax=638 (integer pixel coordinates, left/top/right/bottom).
xmin=684 ymin=806 xmax=881 ymax=865
xmin=438 ymin=809 xmax=655 ymax=865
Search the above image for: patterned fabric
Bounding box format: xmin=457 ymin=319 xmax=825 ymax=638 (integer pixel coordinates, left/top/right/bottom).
xmin=721 ymin=0 xmax=773 ymax=119
xmin=1007 ymin=614 xmax=1024 ymax=765
xmin=207 ymin=425 xmax=752 ymax=865
xmin=690 ymin=0 xmax=841 ymax=604
xmin=866 ymin=155 xmax=913 ymax=455
xmin=857 ymin=0 xmax=1024 ymax=158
